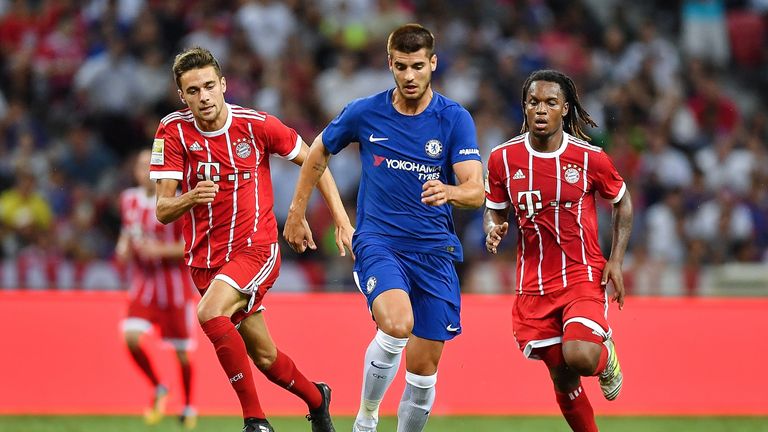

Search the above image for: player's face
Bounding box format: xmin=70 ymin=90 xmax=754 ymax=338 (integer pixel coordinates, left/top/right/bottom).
xmin=389 ymin=48 xmax=436 ymax=101
xmin=178 ymin=66 xmax=227 ymax=130
xmin=524 ymin=80 xmax=569 ymax=140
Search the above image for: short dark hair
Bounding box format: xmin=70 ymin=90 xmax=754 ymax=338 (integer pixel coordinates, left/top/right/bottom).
xmin=520 ymin=69 xmax=597 ymax=141
xmin=172 ymin=47 xmax=222 ymax=89
xmin=387 ymin=23 xmax=435 ymax=57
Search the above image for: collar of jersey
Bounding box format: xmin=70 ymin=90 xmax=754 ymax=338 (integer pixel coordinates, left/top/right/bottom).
xmin=194 ymin=103 xmax=233 ymax=137
xmin=524 ymin=132 xmax=569 ymax=158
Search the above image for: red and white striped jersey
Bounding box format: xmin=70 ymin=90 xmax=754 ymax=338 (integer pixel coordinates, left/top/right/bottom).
xmin=485 ymin=132 xmax=626 ymax=295
xmin=149 ymin=103 xmax=301 ymax=268
xmin=119 ymin=187 xmax=196 ymax=308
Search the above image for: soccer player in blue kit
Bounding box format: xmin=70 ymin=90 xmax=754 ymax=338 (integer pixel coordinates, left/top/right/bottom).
xmin=284 ymin=24 xmax=484 ymax=432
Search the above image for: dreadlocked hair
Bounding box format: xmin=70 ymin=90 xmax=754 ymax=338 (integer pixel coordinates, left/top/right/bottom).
xmin=520 ymin=69 xmax=597 ymax=141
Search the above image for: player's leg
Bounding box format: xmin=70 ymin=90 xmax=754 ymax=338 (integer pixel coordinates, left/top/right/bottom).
xmin=561 ymin=291 xmax=622 ymax=401
xmin=353 ymin=289 xmax=411 ymax=432
xmin=353 ymin=246 xmax=411 ymax=432
xmin=163 ymin=299 xmax=197 ymax=428
xmin=395 ymin=253 xmax=460 ymax=432
xmin=397 ymin=336 xmax=442 ymax=432
xmin=537 ymin=344 xmax=598 ymax=432
xmin=123 ymin=326 xmax=161 ymax=390
xmin=122 ymin=317 xmax=167 ymax=424
xmin=196 ymin=279 xmax=267 ymax=422
xmin=512 ymin=290 xmax=598 ymax=432
xmin=174 ymin=349 xmax=197 ymax=429
xmin=238 ymin=311 xmax=333 ymax=432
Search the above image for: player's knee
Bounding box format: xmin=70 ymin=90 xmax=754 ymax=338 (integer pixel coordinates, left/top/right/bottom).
xmin=197 ymin=298 xmax=224 ymax=323
xmin=375 ymin=319 xmax=413 ymax=339
xmin=252 ymin=350 xmax=277 ymax=371
xmin=562 ymin=341 xmax=600 ymax=376
xmin=125 ymin=335 xmax=140 ymax=350
xmin=175 ymin=350 xmax=190 ymax=364
xmin=124 ymin=330 xmax=142 ymax=349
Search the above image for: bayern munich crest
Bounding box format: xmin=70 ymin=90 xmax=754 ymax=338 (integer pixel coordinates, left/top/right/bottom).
xmin=366 ymin=276 xmax=377 ymax=293
xmin=563 ymin=164 xmax=582 ymax=184
xmin=234 ymin=137 xmax=252 ymax=158
xmin=425 ymin=139 xmax=443 ymax=158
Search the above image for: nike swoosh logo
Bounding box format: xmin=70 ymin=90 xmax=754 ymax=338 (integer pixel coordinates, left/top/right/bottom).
xmin=370 ymin=360 xmax=394 ymax=369
xmin=446 ymin=324 xmax=460 ymax=332
xmin=369 ymin=134 xmax=389 ymax=143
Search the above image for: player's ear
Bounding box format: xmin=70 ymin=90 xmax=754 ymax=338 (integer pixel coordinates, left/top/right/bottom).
xmin=430 ymin=53 xmax=437 ymax=72
xmin=220 ymin=76 xmax=227 ymax=94
xmin=562 ymin=101 xmax=569 ymax=117
xmin=387 ymin=55 xmax=393 ymax=71
xmin=178 ymin=89 xmax=186 ymax=105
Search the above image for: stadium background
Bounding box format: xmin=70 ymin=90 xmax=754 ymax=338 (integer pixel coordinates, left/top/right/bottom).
xmin=0 ymin=0 xmax=767 ymax=427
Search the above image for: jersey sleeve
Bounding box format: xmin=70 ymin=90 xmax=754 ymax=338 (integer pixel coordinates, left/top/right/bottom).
xmin=591 ymin=150 xmax=626 ymax=204
xmin=149 ymin=122 xmax=184 ymax=181
xmin=448 ymin=108 xmax=481 ymax=164
xmin=262 ymin=114 xmax=301 ymax=160
xmin=321 ymin=102 xmax=361 ymax=155
xmin=485 ymin=149 xmax=510 ymax=209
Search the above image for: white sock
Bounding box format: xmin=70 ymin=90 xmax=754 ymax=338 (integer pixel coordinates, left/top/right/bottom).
xmin=354 ymin=330 xmax=408 ymax=429
xmin=397 ymin=371 xmax=437 ymax=432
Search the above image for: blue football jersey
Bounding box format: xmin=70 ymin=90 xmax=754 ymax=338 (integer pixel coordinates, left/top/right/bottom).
xmin=322 ymin=89 xmax=481 ymax=261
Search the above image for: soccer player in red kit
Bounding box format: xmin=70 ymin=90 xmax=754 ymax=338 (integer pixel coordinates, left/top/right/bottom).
xmin=149 ymin=47 xmax=353 ymax=432
xmin=484 ymin=70 xmax=632 ymax=432
xmin=116 ymin=149 xmax=198 ymax=429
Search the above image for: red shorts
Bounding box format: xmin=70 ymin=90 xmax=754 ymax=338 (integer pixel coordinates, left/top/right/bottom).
xmin=124 ymin=299 xmax=195 ymax=350
xmin=512 ymin=283 xmax=611 ymax=359
xmin=190 ymin=243 xmax=281 ymax=325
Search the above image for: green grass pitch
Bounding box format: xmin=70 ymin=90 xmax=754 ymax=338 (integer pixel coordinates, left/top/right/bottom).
xmin=1 ymin=415 xmax=767 ymax=432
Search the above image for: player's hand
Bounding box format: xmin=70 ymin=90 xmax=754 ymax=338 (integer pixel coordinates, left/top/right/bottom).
xmin=115 ymin=238 xmax=131 ymax=262
xmin=602 ymin=260 xmax=625 ymax=310
xmin=421 ymin=180 xmax=449 ymax=206
xmin=191 ymin=180 xmax=219 ymax=205
xmin=283 ymin=212 xmax=315 ymax=253
xmin=485 ymin=222 xmax=509 ymax=254
xmin=334 ymin=222 xmax=355 ymax=259
xmin=134 ymin=238 xmax=163 ymax=260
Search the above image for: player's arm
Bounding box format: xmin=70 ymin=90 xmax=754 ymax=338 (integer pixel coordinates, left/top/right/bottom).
xmin=421 ymin=159 xmax=484 ymax=208
xmin=115 ymin=231 xmax=131 ymax=262
xmin=484 ymin=206 xmax=510 ymax=255
xmin=135 ymin=238 xmax=186 ymax=260
xmin=155 ymin=178 xmax=219 ymax=225
xmin=602 ymin=190 xmax=633 ymax=310
xmin=287 ymin=136 xmax=354 ymax=256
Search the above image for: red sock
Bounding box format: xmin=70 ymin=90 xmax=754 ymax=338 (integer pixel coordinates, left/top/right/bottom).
xmin=179 ymin=361 xmax=192 ymax=406
xmin=593 ymin=345 xmax=608 ymax=376
xmin=555 ymin=385 xmax=598 ymax=432
xmin=262 ymin=349 xmax=322 ymax=409
xmin=201 ymin=316 xmax=265 ymax=419
xmin=128 ymin=345 xmax=159 ymax=387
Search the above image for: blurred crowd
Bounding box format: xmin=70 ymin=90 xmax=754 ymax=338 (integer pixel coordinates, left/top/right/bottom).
xmin=0 ymin=0 xmax=766 ymax=295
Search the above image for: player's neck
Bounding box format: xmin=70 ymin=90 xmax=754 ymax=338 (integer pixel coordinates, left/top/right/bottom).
xmin=529 ymin=130 xmax=565 ymax=153
xmin=195 ymin=103 xmax=229 ymax=132
xmin=392 ymin=87 xmax=433 ymax=116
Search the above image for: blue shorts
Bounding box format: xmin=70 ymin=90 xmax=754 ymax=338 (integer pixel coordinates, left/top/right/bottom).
xmin=353 ymin=242 xmax=462 ymax=341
